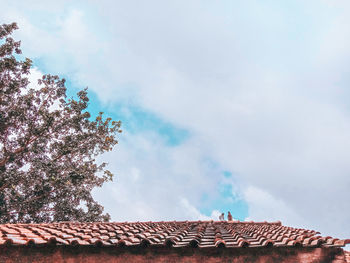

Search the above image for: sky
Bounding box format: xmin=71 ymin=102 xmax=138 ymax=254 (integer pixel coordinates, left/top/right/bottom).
xmin=1 ymin=0 xmax=349 ymax=244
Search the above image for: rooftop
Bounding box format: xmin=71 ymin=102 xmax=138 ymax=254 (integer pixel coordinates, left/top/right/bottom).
xmin=0 ymin=220 xmax=349 ymax=249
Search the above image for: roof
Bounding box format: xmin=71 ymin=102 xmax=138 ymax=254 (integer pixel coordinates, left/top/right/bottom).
xmin=0 ymin=220 xmax=349 ymax=249
xmin=346 ymin=250 xmax=350 ymax=261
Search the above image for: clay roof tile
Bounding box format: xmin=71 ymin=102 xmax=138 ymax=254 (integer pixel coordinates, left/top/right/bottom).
xmin=0 ymin=220 xmax=347 ymax=250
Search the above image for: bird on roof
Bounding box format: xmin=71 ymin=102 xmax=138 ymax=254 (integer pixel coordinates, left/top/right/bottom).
xmin=227 ymin=211 xmax=233 ymax=221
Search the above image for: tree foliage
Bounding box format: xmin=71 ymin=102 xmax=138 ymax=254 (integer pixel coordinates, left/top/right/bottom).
xmin=0 ymin=23 xmax=122 ymax=223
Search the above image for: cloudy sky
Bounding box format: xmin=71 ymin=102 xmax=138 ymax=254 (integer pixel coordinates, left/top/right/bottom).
xmin=1 ymin=0 xmax=349 ymax=243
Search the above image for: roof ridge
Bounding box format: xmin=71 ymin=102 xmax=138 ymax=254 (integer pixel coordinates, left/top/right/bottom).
xmin=0 ymin=220 xmax=283 ymax=226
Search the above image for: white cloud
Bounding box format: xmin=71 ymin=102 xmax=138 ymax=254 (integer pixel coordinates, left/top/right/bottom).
xmin=93 ymin=131 xmax=222 ymax=222
xmin=27 ymin=67 xmax=43 ymax=90
xmin=243 ymin=185 xmax=303 ymax=227
xmin=1 ymin=0 xmax=350 ymax=241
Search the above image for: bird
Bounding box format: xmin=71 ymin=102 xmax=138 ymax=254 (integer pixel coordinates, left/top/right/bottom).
xmin=227 ymin=211 xmax=233 ymax=221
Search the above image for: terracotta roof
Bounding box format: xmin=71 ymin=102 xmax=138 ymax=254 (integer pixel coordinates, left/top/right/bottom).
xmin=346 ymin=250 xmax=350 ymax=262
xmin=0 ymin=220 xmax=349 ymax=249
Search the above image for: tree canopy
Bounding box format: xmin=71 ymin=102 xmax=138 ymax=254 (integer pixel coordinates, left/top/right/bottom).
xmin=0 ymin=23 xmax=122 ymax=223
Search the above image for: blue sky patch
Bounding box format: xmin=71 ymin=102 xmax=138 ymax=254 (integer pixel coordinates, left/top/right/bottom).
xmin=199 ymin=172 xmax=248 ymax=221
xmin=33 ymin=61 xmax=189 ymax=147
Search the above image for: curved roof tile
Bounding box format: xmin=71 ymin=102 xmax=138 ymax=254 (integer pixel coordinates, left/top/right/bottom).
xmin=0 ymin=220 xmax=348 ymax=249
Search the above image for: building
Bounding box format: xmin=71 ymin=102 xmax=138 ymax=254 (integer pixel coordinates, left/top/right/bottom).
xmin=0 ymin=220 xmax=349 ymax=262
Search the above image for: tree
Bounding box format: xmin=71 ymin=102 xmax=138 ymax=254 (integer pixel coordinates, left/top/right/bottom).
xmin=0 ymin=23 xmax=122 ymax=223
